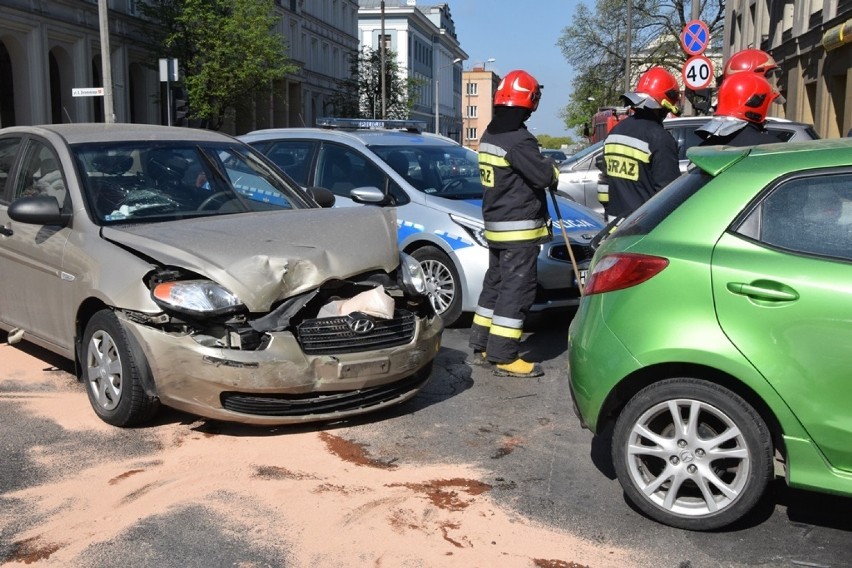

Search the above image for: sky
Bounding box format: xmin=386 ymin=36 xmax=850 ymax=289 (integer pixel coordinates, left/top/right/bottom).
xmin=447 ymin=0 xmax=585 ymax=139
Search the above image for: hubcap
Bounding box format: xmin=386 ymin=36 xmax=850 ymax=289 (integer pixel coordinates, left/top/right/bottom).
xmin=419 ymin=258 xmax=455 ymax=315
xmin=625 ymin=398 xmax=751 ymax=517
xmin=86 ymin=330 xmax=123 ymax=411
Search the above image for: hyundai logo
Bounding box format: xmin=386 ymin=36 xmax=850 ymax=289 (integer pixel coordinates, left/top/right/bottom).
xmin=346 ymin=313 xmax=375 ymax=334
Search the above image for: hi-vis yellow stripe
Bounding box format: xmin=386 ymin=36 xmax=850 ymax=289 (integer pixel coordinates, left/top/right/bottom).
xmin=473 ymin=313 xmax=492 ymax=327
xmin=485 ymin=226 xmax=550 ymax=242
xmin=490 ymin=323 xmax=523 ymax=339
xmin=604 ymin=143 xmax=651 ymax=163
xmin=479 ymin=153 xmax=511 ymax=167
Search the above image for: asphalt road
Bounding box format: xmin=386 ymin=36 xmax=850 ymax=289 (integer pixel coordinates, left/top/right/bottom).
xmin=1 ymin=314 xmax=851 ymax=567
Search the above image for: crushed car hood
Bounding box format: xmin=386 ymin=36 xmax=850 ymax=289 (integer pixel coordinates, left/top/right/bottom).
xmin=102 ymin=207 xmax=400 ymax=312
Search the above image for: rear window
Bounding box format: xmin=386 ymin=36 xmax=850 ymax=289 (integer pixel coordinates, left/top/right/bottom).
xmin=612 ymin=170 xmax=712 ymax=238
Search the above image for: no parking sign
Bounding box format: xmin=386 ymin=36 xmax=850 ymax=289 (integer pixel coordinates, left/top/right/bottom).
xmin=680 ymin=20 xmax=710 ymax=56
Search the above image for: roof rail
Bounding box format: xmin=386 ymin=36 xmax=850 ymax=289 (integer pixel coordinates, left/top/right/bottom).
xmin=316 ymin=117 xmax=427 ymax=133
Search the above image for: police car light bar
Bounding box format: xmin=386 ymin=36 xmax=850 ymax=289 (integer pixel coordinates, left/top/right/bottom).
xmin=316 ymin=117 xmax=427 ymax=132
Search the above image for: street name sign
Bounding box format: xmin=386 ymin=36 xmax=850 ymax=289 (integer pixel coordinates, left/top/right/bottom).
xmin=72 ymin=87 xmax=105 ymax=97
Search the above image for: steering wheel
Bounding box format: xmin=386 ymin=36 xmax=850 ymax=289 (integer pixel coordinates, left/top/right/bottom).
xmin=196 ymin=191 xmax=231 ymax=211
xmin=439 ymin=179 xmax=464 ymax=193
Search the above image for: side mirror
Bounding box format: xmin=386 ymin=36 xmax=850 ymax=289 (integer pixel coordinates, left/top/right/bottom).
xmin=305 ymin=186 xmax=336 ymax=208
xmin=7 ymin=195 xmax=70 ymax=226
xmin=349 ymin=186 xmax=388 ymax=206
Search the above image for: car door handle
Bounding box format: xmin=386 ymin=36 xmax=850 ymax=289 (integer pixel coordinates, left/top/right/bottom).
xmin=726 ymin=282 xmax=799 ymax=302
xmin=0 ymin=225 xmax=12 ymax=237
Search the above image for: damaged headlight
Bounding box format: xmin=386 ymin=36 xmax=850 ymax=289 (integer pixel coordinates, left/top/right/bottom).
xmin=151 ymin=280 xmax=245 ymax=317
xmin=449 ymin=214 xmax=487 ymax=247
xmin=399 ymin=252 xmax=426 ymax=296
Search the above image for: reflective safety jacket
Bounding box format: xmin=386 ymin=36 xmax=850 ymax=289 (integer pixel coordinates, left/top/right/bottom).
xmin=478 ymin=127 xmax=558 ymax=248
xmin=603 ymin=114 xmax=679 ymax=217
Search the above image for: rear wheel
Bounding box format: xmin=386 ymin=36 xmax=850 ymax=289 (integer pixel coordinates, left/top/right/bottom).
xmin=410 ymin=245 xmax=462 ymax=327
xmin=612 ymin=378 xmax=773 ymax=531
xmin=83 ymin=310 xmax=159 ymax=427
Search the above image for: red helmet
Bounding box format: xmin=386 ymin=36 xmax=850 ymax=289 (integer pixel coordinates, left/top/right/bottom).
xmin=715 ymin=72 xmax=778 ymax=124
xmin=494 ymin=70 xmax=542 ymax=110
xmin=626 ymin=67 xmax=681 ymax=115
xmin=723 ymin=48 xmax=779 ymax=78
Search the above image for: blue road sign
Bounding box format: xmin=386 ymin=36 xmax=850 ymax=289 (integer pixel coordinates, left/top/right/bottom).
xmin=681 ymin=20 xmax=710 ymax=56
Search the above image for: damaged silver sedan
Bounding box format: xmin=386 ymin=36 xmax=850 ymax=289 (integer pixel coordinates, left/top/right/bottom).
xmin=0 ymin=124 xmax=442 ymax=427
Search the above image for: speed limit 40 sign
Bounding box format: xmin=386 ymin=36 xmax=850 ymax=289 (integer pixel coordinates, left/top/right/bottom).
xmin=682 ymin=55 xmax=714 ymax=90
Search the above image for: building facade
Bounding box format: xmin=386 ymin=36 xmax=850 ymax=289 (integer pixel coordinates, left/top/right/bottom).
xmin=461 ymin=63 xmax=499 ymax=151
xmin=357 ymin=0 xmax=467 ymax=141
xmin=725 ymin=0 xmax=852 ymax=138
xmin=0 ymin=0 xmax=360 ymax=134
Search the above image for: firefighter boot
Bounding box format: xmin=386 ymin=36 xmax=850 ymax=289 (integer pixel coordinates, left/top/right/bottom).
xmin=467 ymin=350 xmax=491 ymax=367
xmin=493 ymin=358 xmax=543 ymax=378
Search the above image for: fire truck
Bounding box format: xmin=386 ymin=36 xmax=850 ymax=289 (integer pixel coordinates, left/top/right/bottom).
xmin=587 ymin=106 xmax=631 ymax=143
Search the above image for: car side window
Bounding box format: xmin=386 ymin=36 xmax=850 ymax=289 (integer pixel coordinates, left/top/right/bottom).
xmin=14 ymin=140 xmax=67 ymax=208
xmin=317 ymin=144 xmax=384 ymax=198
xmin=0 ymin=137 xmax=22 ymax=202
xmin=263 ymin=140 xmax=315 ymax=186
xmin=744 ymin=173 xmax=852 ymax=261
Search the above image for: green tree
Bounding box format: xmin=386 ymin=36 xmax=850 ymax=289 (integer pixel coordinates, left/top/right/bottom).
xmin=328 ymin=47 xmax=423 ymax=120
xmin=557 ymin=0 xmax=724 ymax=132
xmin=139 ymin=0 xmax=296 ymax=130
xmin=537 ymin=134 xmax=576 ymax=150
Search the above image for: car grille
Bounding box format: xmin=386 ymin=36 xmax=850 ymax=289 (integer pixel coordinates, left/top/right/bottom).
xmin=295 ymin=309 xmax=416 ymax=355
xmin=549 ymin=243 xmax=595 ymax=263
xmin=220 ymin=366 xmax=431 ymax=417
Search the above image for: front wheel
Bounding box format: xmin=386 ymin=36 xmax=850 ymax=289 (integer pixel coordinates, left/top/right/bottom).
xmin=612 ymin=378 xmax=773 ymax=531
xmin=410 ymin=245 xmax=462 ymax=327
xmin=83 ymin=310 xmax=159 ymax=427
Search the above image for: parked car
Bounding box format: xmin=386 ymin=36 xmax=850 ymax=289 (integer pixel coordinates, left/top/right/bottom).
xmin=555 ymin=141 xmax=604 ymax=214
xmin=582 ymin=116 xmax=819 ymax=215
xmin=568 ymin=138 xmax=852 ymax=530
xmin=0 ymin=124 xmax=442 ymax=427
xmin=241 ymin=118 xmax=605 ymax=327
xmin=541 ymin=148 xmax=568 ymax=164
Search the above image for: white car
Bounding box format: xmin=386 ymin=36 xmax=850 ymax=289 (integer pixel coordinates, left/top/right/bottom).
xmin=242 ymin=118 xmax=605 ymax=326
xmin=560 ymin=116 xmax=821 ymax=216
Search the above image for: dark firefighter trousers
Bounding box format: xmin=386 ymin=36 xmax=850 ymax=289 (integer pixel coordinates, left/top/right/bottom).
xmin=468 ymin=245 xmax=538 ymax=363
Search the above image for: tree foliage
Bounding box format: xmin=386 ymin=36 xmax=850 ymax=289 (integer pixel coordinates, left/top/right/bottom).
xmin=557 ymin=0 xmax=725 ymax=132
xmin=537 ymin=134 xmax=576 ymax=150
xmin=138 ymin=0 xmax=296 ymax=130
xmin=328 ymin=47 xmax=423 ymax=120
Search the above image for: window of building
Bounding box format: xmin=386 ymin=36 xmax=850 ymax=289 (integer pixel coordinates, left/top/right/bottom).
xmin=466 ymin=106 xmax=477 ymax=118
xmin=466 ymin=127 xmax=477 ymax=140
xmin=466 ymin=82 xmax=478 ymax=96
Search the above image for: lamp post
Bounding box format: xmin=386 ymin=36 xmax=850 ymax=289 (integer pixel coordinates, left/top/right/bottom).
xmin=435 ymin=57 xmax=462 ymax=135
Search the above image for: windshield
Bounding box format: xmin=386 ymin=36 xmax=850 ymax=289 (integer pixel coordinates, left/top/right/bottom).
xmin=73 ymin=141 xmax=315 ymax=225
xmin=370 ymin=143 xmax=483 ymax=200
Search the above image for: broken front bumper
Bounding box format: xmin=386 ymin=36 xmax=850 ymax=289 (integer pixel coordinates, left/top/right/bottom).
xmin=120 ymin=312 xmax=443 ymax=425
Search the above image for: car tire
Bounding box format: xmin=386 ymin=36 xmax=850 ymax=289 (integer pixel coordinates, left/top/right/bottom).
xmin=411 ymin=245 xmax=462 ymax=327
xmin=83 ymin=309 xmax=159 ymax=427
xmin=612 ymin=378 xmax=773 ymax=531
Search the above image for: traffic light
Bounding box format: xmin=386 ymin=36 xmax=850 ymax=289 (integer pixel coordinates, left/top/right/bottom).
xmin=171 ymin=86 xmax=188 ymax=126
xmin=686 ymin=88 xmax=714 ymax=115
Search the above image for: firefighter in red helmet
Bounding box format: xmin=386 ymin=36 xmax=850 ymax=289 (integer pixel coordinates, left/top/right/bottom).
xmin=722 ymin=48 xmax=780 ymax=81
xmin=697 ymin=72 xmax=782 ymax=146
xmin=468 ymin=69 xmax=558 ymax=378
xmin=601 ymin=66 xmax=681 ymax=219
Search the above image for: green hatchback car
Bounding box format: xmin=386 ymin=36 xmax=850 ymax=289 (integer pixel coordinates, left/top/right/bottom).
xmin=568 ymin=138 xmax=852 ymax=531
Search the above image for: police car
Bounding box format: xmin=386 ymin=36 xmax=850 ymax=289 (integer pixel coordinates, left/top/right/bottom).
xmin=241 ymin=118 xmax=605 ymax=326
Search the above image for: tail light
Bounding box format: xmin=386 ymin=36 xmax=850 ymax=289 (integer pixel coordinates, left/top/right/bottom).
xmin=584 ymin=253 xmax=668 ymax=295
